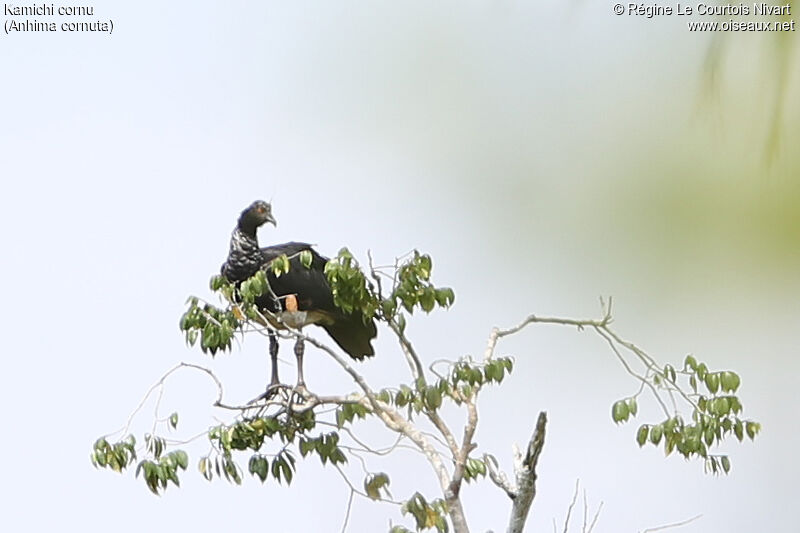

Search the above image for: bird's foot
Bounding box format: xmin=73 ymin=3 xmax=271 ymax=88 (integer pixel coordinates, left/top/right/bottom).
xmin=290 ymin=382 xmax=310 ymax=401
xmin=249 ymin=382 xmax=289 ymax=404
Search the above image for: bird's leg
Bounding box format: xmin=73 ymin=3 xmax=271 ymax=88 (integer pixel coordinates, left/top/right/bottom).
xmin=250 ymin=332 xmax=285 ymax=403
xmin=294 ymin=337 xmax=307 ymax=393
xmin=268 ymin=331 xmax=280 ymax=387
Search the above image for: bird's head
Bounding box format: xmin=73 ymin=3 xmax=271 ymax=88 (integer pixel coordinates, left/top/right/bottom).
xmin=238 ymin=200 xmax=277 ymax=235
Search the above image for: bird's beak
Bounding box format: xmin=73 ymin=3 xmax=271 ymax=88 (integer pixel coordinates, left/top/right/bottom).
xmin=266 ymin=213 xmax=277 ymax=227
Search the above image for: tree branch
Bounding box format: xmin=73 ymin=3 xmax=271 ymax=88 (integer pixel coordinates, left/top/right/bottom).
xmin=484 ymin=453 xmax=516 ymax=499
xmin=506 ymin=411 xmax=548 ymax=533
xmin=561 ymin=479 xmax=580 ymax=533
xmin=640 ymin=514 xmax=702 ymax=533
xmin=258 ymin=315 xmax=466 ymax=527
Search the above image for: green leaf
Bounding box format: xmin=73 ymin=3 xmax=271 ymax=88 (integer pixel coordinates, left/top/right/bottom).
xmin=664 ymin=434 xmax=676 ymax=456
xmin=336 ymin=407 xmax=347 ymax=429
xmin=420 ymin=288 xmax=436 ymax=313
xmin=249 ymin=455 xmax=269 ymax=483
xmin=729 ymin=396 xmax=743 ymax=414
xmin=330 ymin=448 xmax=347 ymax=465
xmin=280 ymin=459 xmax=293 ymax=485
xmin=721 ymin=455 xmax=731 ymax=474
xmin=465 ymin=458 xmax=486 ymax=482
xmin=402 ymin=493 xmax=429 ymax=530
xmin=468 ymin=367 xmax=483 ymax=386
xmin=424 ymin=386 xmax=442 ymax=411
xmin=650 ymin=424 xmax=663 ymax=445
xmin=169 ymin=412 xmax=179 ymax=430
xmin=626 ymin=397 xmax=638 ymax=417
xmin=698 ymin=396 xmax=708 ymax=412
xmin=745 ymin=421 xmax=760 ymax=440
xmin=713 ymin=397 xmax=730 ymax=416
xmin=734 ymin=419 xmax=744 ymax=441
xmin=636 ymin=425 xmax=649 ymax=447
xmin=705 ymin=373 xmax=720 ymax=394
xmin=173 ymin=450 xmax=189 ymax=470
xmin=720 ymin=371 xmax=741 ymax=393
xmin=271 ymin=458 xmax=283 ymax=482
xmin=299 ymin=250 xmax=313 ymax=269
xmin=224 ymin=458 xmax=242 ymax=485
xmin=418 ymin=254 xmax=432 ymax=279
xmin=663 ymin=364 xmax=676 ymax=383
xmin=684 ymin=354 xmax=698 ymax=371
xmin=166 ymin=465 xmax=181 ymax=487
xmin=377 ymin=389 xmax=391 ymax=404
xmin=435 ymin=287 xmax=455 ymax=308
xmin=271 ymin=254 xmax=291 ymax=277
xmin=485 ymin=361 xmax=504 ymax=383
xmin=364 ymin=472 xmax=390 ymax=500
xmin=199 ymin=457 xmax=212 ymax=481
xmin=338 ymin=247 xmax=354 ymax=262
xmin=381 ymin=299 xmax=397 ymax=318
xmin=153 ymin=437 xmax=164 ymax=459
xmin=612 ymin=400 xmax=630 ymax=423
xmin=396 ymin=385 xmax=412 ymax=407
xmin=704 ymin=426 xmax=715 ymax=446
xmin=299 ymin=438 xmax=316 ymax=457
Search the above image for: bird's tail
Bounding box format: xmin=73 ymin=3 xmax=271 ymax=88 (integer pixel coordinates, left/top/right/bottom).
xmin=322 ymin=313 xmax=377 ymax=360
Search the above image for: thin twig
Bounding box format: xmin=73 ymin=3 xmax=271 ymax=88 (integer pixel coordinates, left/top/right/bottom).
xmin=562 ymin=479 xmax=580 ymax=533
xmin=586 ymin=501 xmax=603 ymax=533
xmin=341 ymin=489 xmax=355 ymax=533
xmin=641 ymin=514 xmax=702 ymax=533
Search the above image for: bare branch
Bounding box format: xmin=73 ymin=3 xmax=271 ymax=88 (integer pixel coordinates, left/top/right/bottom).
xmin=451 ymin=395 xmax=479 ymax=490
xmin=586 ymin=501 xmax=603 ymax=533
xmin=561 ymin=479 xmax=580 ymax=533
xmin=109 ymin=362 xmax=225 ymax=440
xmin=484 ymin=453 xmax=515 ymax=499
xmin=495 ymin=303 xmax=704 ymax=446
xmin=496 ymin=309 xmax=612 ymax=341
xmin=593 ymin=328 xmax=671 ymax=417
xmin=640 ymin=514 xmax=702 ymax=533
xmin=582 ymin=489 xmax=588 ymax=533
xmin=506 ymin=411 xmax=548 ymax=533
xmin=388 ymin=319 xmax=426 ymax=383
xmin=341 ymin=489 xmax=355 ymax=533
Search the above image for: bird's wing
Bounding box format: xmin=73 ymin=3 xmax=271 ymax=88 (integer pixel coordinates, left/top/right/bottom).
xmin=260 ymin=242 xmax=326 ymax=262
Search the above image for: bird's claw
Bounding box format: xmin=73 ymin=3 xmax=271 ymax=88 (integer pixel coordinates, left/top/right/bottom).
xmin=249 ymin=383 xmax=287 ymax=404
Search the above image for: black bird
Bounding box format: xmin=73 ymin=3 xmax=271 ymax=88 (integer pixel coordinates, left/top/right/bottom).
xmin=221 ymin=200 xmax=377 ymax=392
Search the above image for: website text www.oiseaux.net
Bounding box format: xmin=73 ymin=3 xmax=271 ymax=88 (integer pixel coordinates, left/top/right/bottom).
xmin=616 ymin=3 xmax=796 ymax=32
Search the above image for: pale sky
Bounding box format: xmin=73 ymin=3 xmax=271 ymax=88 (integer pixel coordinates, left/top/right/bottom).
xmin=2 ymin=2 xmax=798 ymax=532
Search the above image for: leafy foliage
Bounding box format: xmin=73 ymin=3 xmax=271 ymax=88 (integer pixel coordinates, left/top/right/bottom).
xmin=365 ymin=472 xmax=392 ymax=500
xmin=179 ymin=292 xmax=240 ymax=356
xmin=399 ymin=492 xmax=449 ymax=533
xmin=615 ymin=354 xmax=760 ymax=474
xmin=135 ymin=450 xmax=189 ymax=494
xmin=95 ymin=247 xmax=761 ymax=531
xmin=384 ymin=251 xmax=455 ymax=316
xmin=325 ymin=247 xmax=379 ymax=318
xmin=91 ymin=435 xmax=136 ymax=473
